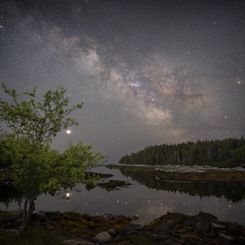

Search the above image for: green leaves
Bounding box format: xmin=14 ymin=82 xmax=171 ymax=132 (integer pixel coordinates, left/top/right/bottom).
xmin=0 ymin=84 xmax=83 ymax=144
xmin=0 ymin=84 xmax=104 ymax=201
xmin=0 ymin=84 xmax=104 ymax=232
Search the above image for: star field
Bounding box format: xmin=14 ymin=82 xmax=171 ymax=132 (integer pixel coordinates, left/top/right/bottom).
xmin=0 ymin=0 xmax=245 ymax=161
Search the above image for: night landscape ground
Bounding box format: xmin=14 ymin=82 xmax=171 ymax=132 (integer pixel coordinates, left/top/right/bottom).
xmin=0 ymin=0 xmax=245 ymax=244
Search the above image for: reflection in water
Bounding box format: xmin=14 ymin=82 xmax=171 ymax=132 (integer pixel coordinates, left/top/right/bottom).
xmin=0 ymin=167 xmax=245 ymax=225
xmin=119 ymin=168 xmax=245 ymax=203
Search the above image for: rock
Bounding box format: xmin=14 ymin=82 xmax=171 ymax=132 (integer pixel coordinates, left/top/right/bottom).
xmin=164 ymin=213 xmax=185 ymax=223
xmin=162 ymin=238 xmax=183 ymax=245
xmin=63 ymin=212 xmax=81 ymax=222
xmin=198 ymin=212 xmax=217 ymax=221
xmin=97 ymin=180 xmax=131 ymax=191
xmin=85 ymin=171 xmax=113 ymax=179
xmin=113 ymin=235 xmax=123 ymax=243
xmin=233 ymin=237 xmax=245 ymax=244
xmin=184 ymin=216 xmax=198 ymax=226
xmin=45 ymin=224 xmax=55 ymax=230
xmin=103 ymin=214 xmax=114 ymax=219
xmin=124 ymin=223 xmax=142 ymax=232
xmin=176 ymin=228 xmax=187 ymax=234
xmin=0 ymin=210 xmax=22 ymax=224
xmin=108 ymin=228 xmax=117 ymax=237
xmin=33 ymin=211 xmax=46 ymax=221
xmin=93 ymin=231 xmax=112 ymax=243
xmin=46 ymin=211 xmax=62 ymax=221
xmin=196 ymin=220 xmax=210 ymax=232
xmin=116 ymin=242 xmax=131 ymax=245
xmin=227 ymin=222 xmax=241 ymax=234
xmin=211 ymin=222 xmax=226 ymax=230
xmin=181 ymin=234 xmax=202 ymax=242
xmin=166 ymin=219 xmax=174 ymax=225
xmin=63 ymin=239 xmax=95 ymax=245
xmin=4 ymin=229 xmax=19 ymax=234
xmin=85 ymin=183 xmax=96 ymax=190
xmin=219 ymin=232 xmax=233 ymax=240
xmin=181 ymin=233 xmax=202 ymax=245
xmin=149 ymin=218 xmax=177 ymax=235
xmin=151 ymin=221 xmax=172 ymax=234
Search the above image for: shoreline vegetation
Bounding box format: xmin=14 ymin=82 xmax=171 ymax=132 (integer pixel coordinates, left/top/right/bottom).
xmin=119 ymin=137 xmax=245 ymax=168
xmin=107 ymin=164 xmax=245 ymax=203
xmin=0 ymin=210 xmax=245 ymax=244
xmin=1 ymin=167 xmax=245 ymax=244
xmin=1 ymin=164 xmax=245 ymax=244
xmin=108 ymin=164 xmax=245 ymax=182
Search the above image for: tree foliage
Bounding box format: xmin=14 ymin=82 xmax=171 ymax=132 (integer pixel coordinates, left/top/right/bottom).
xmin=119 ymin=138 xmax=245 ymax=168
xmin=0 ymin=84 xmax=103 ymax=233
xmin=0 ymin=85 xmax=83 ymax=144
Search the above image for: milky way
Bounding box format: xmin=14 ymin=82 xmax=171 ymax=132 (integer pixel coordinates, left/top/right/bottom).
xmin=0 ymin=0 xmax=245 ymax=161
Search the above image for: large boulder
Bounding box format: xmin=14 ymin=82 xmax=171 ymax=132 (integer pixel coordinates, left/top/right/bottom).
xmin=93 ymin=231 xmax=112 ymax=243
xmin=198 ymin=212 xmax=217 ymax=221
xmin=196 ymin=219 xmax=210 ymax=233
xmin=32 ymin=211 xmax=47 ymax=221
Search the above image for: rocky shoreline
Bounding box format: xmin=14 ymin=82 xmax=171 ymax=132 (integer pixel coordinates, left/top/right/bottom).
xmin=108 ymin=165 xmax=245 ymax=182
xmin=1 ymin=211 xmax=245 ymax=244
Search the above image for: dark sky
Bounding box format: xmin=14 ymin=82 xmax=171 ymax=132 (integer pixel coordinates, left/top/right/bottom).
xmin=1 ymin=0 xmax=245 ymax=161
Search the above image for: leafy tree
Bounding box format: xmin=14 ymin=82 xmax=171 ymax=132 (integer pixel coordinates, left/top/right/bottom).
xmin=0 ymin=136 xmax=12 ymax=169
xmin=0 ymin=85 xmax=103 ymax=233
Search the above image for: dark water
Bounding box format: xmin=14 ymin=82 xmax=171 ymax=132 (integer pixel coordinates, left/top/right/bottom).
xmin=1 ymin=166 xmax=245 ymax=225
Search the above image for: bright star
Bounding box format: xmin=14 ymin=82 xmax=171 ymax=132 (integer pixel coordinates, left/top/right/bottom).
xmin=130 ymin=81 xmax=141 ymax=88
xmin=66 ymin=129 xmax=71 ymax=134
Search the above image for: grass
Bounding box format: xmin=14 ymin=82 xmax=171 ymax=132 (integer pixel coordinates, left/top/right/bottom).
xmin=0 ymin=229 xmax=62 ymax=245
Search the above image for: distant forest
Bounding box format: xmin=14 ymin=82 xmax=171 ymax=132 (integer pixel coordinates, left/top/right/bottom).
xmin=119 ymin=138 xmax=245 ymax=167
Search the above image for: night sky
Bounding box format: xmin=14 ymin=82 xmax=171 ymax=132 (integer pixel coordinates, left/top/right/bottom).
xmin=0 ymin=0 xmax=245 ymax=161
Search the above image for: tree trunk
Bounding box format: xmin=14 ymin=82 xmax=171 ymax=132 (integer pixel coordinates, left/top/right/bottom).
xmin=22 ymin=199 xmax=28 ymax=226
xmin=19 ymin=199 xmax=35 ymax=234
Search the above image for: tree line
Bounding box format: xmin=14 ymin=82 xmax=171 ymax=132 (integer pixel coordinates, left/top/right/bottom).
xmin=119 ymin=138 xmax=245 ymax=167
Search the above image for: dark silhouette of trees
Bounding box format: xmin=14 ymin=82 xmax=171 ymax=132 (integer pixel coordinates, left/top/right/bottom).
xmin=119 ymin=138 xmax=245 ymax=167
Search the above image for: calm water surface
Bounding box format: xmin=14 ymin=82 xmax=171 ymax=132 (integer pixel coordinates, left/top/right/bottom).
xmin=1 ymin=166 xmax=245 ymax=225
